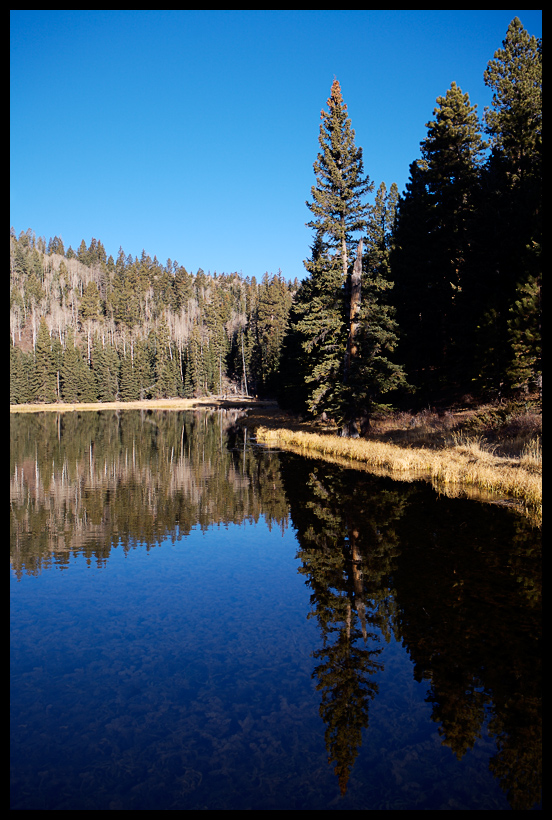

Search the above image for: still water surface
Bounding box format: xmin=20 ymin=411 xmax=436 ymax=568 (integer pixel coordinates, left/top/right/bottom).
xmin=10 ymin=410 xmax=541 ymax=810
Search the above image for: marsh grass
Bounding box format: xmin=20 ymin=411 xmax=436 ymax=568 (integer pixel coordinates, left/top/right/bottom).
xmin=255 ymin=424 xmax=541 ymax=517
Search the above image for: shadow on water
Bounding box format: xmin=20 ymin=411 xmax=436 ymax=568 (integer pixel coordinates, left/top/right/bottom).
xmin=10 ymin=411 xmax=541 ymax=810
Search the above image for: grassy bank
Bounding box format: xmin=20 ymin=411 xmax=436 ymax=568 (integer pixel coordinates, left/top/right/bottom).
xmin=9 ymin=397 xmax=276 ymax=414
xmin=249 ymin=399 xmax=542 ymax=519
xmin=255 ymin=426 xmax=541 ymax=516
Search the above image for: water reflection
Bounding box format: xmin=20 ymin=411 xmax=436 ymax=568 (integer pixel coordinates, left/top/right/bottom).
xmin=10 ymin=411 xmax=541 ymax=809
xmin=279 ymin=455 xmax=541 ymax=810
xmin=10 ymin=409 xmax=288 ymax=576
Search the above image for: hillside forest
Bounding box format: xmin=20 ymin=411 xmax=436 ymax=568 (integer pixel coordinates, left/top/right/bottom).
xmin=10 ymin=19 xmax=541 ymax=434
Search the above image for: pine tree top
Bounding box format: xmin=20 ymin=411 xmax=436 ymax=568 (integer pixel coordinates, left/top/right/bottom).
xmin=323 ymin=78 xmax=346 ymax=116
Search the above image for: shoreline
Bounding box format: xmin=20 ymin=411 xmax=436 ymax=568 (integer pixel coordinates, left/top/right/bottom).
xmin=9 ymin=397 xmax=277 ymax=414
xmin=10 ymin=397 xmax=541 ymax=520
xmin=254 ymin=425 xmax=541 ymax=519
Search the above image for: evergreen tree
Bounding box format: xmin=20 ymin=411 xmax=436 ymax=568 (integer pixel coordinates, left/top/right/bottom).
xmin=475 ymin=17 xmax=542 ymax=393
xmin=151 ymin=319 xmax=181 ymax=398
xmin=289 ymin=80 xmax=405 ymax=431
xmin=79 ymin=281 xmax=102 ymax=322
xmin=61 ymin=328 xmax=86 ymax=402
xmin=77 ymin=239 xmax=89 ymax=267
xmin=392 ymin=83 xmax=487 ymax=399
xmin=293 ymin=232 xmax=348 ymax=421
xmin=32 ymin=318 xmax=57 ymax=403
xmin=119 ymin=348 xmax=140 ymax=401
xmin=484 ymin=17 xmax=542 ymax=186
xmin=10 ymin=343 xmax=33 ymax=404
xmin=92 ymin=336 xmax=119 ymax=401
xmin=306 ymin=79 xmax=373 ymax=283
xmin=135 ymin=337 xmax=154 ymax=400
xmin=506 ymin=266 xmax=541 ymax=391
xmin=256 ymin=272 xmax=291 ymax=396
xmin=51 ymin=335 xmax=63 ymax=401
xmin=290 ymin=80 xmax=374 ymax=429
xmin=183 ymin=327 xmax=204 ymax=397
xmin=349 ymin=181 xmax=408 ymax=425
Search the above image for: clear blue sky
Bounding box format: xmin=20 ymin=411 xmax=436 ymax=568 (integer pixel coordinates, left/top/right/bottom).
xmin=10 ymin=10 xmax=542 ymax=282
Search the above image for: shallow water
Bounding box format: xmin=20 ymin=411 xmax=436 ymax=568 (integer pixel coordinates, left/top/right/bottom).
xmin=10 ymin=410 xmax=541 ymax=810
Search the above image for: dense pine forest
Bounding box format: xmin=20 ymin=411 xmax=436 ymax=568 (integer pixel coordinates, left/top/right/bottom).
xmin=10 ymin=19 xmax=541 ymax=431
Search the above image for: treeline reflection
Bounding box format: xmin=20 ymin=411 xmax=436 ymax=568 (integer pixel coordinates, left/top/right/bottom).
xmin=10 ymin=410 xmax=288 ymax=575
xmin=279 ymin=456 xmax=541 ymax=809
xmin=10 ymin=411 xmax=541 ymax=809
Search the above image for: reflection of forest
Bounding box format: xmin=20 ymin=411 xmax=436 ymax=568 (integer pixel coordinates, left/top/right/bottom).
xmin=10 ymin=414 xmax=541 ymax=808
xmin=10 ymin=410 xmax=289 ymax=578
xmin=391 ymin=486 xmax=542 ymax=811
xmin=278 ymin=456 xmax=541 ymax=809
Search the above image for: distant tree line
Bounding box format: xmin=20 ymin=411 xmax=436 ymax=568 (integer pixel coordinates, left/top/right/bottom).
xmin=10 ymin=19 xmax=541 ymax=427
xmin=10 ymin=228 xmax=296 ymax=404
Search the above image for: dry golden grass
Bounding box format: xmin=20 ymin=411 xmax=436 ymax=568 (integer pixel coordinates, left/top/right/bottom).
xmin=255 ymin=426 xmax=542 ymax=517
xmin=9 ymin=397 xmax=274 ymax=414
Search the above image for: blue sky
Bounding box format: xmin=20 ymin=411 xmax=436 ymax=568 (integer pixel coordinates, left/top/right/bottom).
xmin=10 ymin=10 xmax=542 ymax=282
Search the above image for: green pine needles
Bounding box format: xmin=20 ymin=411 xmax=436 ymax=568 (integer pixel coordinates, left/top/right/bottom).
xmin=292 ymin=79 xmax=407 ymax=434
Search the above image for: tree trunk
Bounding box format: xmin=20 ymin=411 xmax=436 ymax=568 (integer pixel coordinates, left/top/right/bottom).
xmin=348 ymin=238 xmax=363 ymax=366
xmin=342 ymin=239 xmax=363 ymax=436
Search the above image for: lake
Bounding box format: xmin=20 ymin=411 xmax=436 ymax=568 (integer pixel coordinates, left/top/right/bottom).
xmin=10 ymin=409 xmax=541 ymax=810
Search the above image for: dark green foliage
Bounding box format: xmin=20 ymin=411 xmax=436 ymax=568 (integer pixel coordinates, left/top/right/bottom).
xmin=477 ymin=17 xmax=542 ymax=394
xmin=92 ymin=337 xmax=120 ymax=402
xmin=484 ymin=17 xmax=542 ymax=185
xmin=286 ymin=80 xmax=406 ymax=430
xmin=10 ymin=343 xmax=34 ymax=405
xmin=292 ymin=233 xmax=348 ymax=420
xmin=294 ymin=78 xmax=375 ymax=425
xmin=392 ymin=83 xmax=487 ymax=399
xmin=61 ymin=328 xmax=97 ymax=402
xmin=32 ymin=318 xmax=57 ymax=403
xmin=119 ymin=349 xmax=140 ymax=402
xmin=307 ymin=79 xmax=373 ymax=280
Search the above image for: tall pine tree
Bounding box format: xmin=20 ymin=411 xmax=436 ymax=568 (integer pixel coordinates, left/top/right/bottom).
xmin=392 ymin=83 xmax=487 ymax=400
xmin=478 ymin=17 xmax=542 ymax=394
xmin=293 ymin=79 xmax=373 ymax=432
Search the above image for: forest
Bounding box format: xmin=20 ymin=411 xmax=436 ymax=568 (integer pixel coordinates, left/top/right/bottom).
xmin=10 ymin=19 xmax=541 ymax=433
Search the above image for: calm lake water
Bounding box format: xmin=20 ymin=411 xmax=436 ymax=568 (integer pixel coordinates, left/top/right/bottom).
xmin=10 ymin=410 xmax=541 ymax=810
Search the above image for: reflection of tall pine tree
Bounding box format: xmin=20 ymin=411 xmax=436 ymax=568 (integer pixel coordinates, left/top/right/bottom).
xmin=287 ymin=460 xmax=408 ymax=794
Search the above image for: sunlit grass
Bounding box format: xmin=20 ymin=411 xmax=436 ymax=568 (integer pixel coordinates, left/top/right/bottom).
xmin=9 ymin=397 xmax=269 ymax=414
xmin=256 ymin=426 xmax=542 ymax=516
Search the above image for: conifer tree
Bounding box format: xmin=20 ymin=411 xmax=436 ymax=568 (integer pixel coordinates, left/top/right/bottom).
xmin=61 ymin=328 xmax=81 ymax=402
xmin=32 ymin=317 xmax=57 ymax=403
xmin=484 ymin=17 xmax=542 ymax=185
xmin=61 ymin=327 xmax=95 ymax=402
xmin=10 ymin=343 xmax=33 ymax=404
xmin=392 ymin=83 xmax=487 ymax=398
xmin=291 ymin=80 xmax=374 ymax=429
xmin=92 ymin=336 xmax=119 ymax=401
xmin=476 ymin=17 xmax=542 ymax=393
xmin=151 ymin=320 xmax=181 ymax=398
xmin=290 ymin=80 xmax=406 ymax=432
xmin=293 ymin=232 xmax=347 ymax=420
xmin=350 ymin=182 xmax=408 ymax=425
xmin=119 ymin=349 xmax=140 ymax=401
xmin=256 ymin=272 xmax=291 ymax=395
xmin=306 ymin=79 xmax=373 ymax=283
